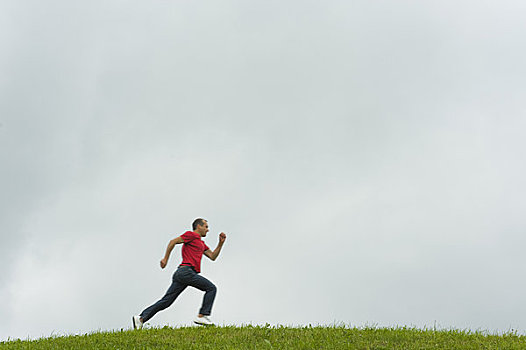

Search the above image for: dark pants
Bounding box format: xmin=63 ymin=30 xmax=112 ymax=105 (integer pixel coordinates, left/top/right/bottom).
xmin=140 ymin=265 xmax=217 ymax=322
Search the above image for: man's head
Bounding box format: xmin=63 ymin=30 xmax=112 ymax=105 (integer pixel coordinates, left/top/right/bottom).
xmin=192 ymin=218 xmax=209 ymax=237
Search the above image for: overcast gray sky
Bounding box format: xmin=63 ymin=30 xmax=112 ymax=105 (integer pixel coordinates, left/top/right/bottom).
xmin=2 ymin=0 xmax=526 ymax=341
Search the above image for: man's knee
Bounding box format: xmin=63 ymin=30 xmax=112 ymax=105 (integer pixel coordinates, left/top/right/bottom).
xmin=208 ymin=283 xmax=217 ymax=293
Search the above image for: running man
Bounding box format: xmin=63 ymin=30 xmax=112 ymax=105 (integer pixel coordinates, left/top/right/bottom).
xmin=133 ymin=218 xmax=226 ymax=328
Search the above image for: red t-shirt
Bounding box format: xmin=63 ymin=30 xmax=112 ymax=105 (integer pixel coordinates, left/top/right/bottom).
xmin=179 ymin=231 xmax=210 ymax=273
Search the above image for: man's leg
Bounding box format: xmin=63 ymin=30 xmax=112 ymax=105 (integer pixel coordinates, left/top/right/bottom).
xmin=187 ymin=274 xmax=217 ymax=316
xmin=139 ymin=273 xmax=187 ymax=323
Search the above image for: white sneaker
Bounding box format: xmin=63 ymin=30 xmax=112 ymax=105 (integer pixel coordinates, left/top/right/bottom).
xmin=193 ymin=315 xmax=214 ymax=326
xmin=132 ymin=315 xmax=144 ymax=329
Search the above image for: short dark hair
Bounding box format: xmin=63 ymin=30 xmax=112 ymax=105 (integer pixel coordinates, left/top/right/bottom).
xmin=192 ymin=218 xmax=207 ymax=231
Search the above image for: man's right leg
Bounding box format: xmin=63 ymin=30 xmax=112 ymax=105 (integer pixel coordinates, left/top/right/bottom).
xmin=185 ymin=273 xmax=217 ymax=326
xmin=188 ymin=274 xmax=217 ymax=317
xmin=139 ymin=273 xmax=187 ymax=323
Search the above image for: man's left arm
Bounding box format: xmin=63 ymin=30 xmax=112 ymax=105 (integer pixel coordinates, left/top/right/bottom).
xmin=204 ymin=232 xmax=227 ymax=261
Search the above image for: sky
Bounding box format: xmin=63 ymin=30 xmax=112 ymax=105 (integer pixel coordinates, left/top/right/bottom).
xmin=1 ymin=0 xmax=526 ymax=341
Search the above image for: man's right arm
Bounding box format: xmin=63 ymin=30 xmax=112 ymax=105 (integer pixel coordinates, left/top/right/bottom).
xmin=160 ymin=236 xmax=185 ymax=269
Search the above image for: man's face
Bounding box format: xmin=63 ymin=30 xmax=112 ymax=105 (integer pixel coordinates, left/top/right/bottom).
xmin=197 ymin=221 xmax=209 ymax=237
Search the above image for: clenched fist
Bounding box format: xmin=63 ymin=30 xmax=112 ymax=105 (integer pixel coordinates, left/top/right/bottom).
xmin=219 ymin=232 xmax=227 ymax=243
xmin=160 ymin=258 xmax=168 ymax=269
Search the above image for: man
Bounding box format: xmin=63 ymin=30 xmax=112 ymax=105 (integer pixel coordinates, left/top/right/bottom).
xmin=133 ymin=218 xmax=226 ymax=328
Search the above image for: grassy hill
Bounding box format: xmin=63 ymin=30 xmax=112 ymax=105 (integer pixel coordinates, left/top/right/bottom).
xmin=1 ymin=325 xmax=525 ymax=349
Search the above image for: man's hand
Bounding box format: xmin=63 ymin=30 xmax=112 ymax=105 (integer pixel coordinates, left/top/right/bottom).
xmin=160 ymin=258 xmax=168 ymax=269
xmin=204 ymin=233 xmax=227 ymax=261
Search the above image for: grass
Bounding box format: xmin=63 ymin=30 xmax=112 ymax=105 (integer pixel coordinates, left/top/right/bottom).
xmin=1 ymin=325 xmax=525 ymax=349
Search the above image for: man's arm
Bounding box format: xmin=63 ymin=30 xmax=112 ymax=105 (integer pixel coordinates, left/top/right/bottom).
xmin=204 ymin=232 xmax=227 ymax=261
xmin=160 ymin=236 xmax=185 ymax=269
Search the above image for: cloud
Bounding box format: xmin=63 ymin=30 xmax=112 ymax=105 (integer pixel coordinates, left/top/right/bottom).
xmin=2 ymin=0 xmax=526 ymax=340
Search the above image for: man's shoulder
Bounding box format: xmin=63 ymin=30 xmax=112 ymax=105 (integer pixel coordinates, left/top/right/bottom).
xmin=181 ymin=231 xmax=200 ymax=240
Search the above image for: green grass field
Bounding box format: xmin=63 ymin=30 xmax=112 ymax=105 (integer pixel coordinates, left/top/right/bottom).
xmin=1 ymin=325 xmax=525 ymax=349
